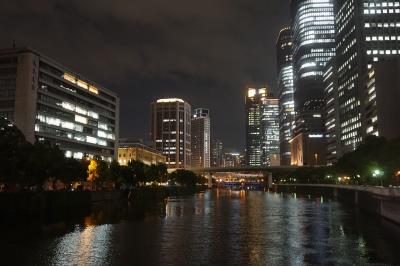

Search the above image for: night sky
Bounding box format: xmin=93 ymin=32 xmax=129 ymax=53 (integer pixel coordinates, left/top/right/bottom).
xmin=0 ymin=0 xmax=289 ymax=151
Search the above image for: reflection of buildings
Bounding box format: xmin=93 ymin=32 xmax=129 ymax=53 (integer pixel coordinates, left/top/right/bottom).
xmin=277 ymin=27 xmax=295 ymax=166
xmin=150 ymin=98 xmax=191 ymax=168
xmin=191 ymin=108 xmax=211 ymax=168
xmin=245 ymin=87 xmax=280 ymax=166
xmin=0 ymin=47 xmax=119 ymax=161
xmin=290 ymin=0 xmax=335 ymax=166
xmin=211 ymin=138 xmax=224 ymax=167
xmin=118 ymin=139 xmax=166 ymax=166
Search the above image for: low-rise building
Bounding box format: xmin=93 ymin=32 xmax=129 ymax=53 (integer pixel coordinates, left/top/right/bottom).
xmin=118 ymin=139 xmax=166 ymax=166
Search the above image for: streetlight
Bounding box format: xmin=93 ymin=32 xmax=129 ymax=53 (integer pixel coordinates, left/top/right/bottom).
xmin=372 ymin=169 xmax=384 ymax=186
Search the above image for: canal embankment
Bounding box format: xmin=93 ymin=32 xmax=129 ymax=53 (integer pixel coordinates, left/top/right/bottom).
xmin=0 ymin=186 xmax=206 ymax=220
xmin=273 ymin=184 xmax=400 ymax=225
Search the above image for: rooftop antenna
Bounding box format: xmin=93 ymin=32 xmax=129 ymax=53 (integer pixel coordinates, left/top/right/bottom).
xmin=12 ymin=40 xmax=16 ymax=48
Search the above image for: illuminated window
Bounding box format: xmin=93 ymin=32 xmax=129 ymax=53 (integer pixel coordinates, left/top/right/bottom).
xmin=75 ymin=115 xmax=88 ymax=124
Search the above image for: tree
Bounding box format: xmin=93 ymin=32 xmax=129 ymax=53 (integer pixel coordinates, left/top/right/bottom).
xmin=109 ymin=160 xmax=121 ymax=182
xmin=87 ymin=159 xmax=99 ymax=182
xmin=0 ymin=117 xmax=32 ymax=184
xmin=128 ymin=160 xmax=147 ymax=184
xmin=155 ymin=163 xmax=168 ymax=183
xmin=169 ymin=169 xmax=202 ymax=187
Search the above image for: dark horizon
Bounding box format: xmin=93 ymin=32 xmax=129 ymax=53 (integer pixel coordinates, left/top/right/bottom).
xmin=0 ymin=0 xmax=289 ymax=151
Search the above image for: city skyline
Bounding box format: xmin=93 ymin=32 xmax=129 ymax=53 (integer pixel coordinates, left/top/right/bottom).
xmin=0 ymin=0 xmax=290 ymax=151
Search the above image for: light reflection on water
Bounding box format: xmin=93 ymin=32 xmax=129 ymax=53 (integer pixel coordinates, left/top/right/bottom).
xmin=47 ymin=224 xmax=113 ymax=265
xmin=1 ymin=189 xmax=400 ymax=265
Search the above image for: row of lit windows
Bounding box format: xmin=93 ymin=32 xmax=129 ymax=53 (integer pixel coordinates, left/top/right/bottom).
xmin=367 ymin=49 xmax=400 ymax=55
xmin=36 ymin=113 xmax=114 ymax=141
xmin=366 ymin=35 xmax=400 ymax=41
xmin=364 ymin=8 xmax=400 ymax=14
xmin=364 ymin=2 xmax=400 ymax=7
xmin=365 ymin=22 xmax=400 ymax=28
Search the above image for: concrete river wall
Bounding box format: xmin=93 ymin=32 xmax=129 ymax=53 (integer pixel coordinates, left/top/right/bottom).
xmin=273 ymin=184 xmax=400 ymax=225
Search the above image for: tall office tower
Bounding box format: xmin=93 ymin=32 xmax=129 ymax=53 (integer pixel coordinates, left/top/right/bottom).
xmin=0 ymin=47 xmax=119 ymax=161
xmin=150 ymin=98 xmax=191 ymax=168
xmin=191 ymin=108 xmax=211 ymax=168
xmin=245 ymin=88 xmax=266 ymax=166
xmin=276 ymin=27 xmax=295 ymax=165
xmin=365 ymin=59 xmax=400 ymax=139
xmin=290 ymin=0 xmax=335 ymax=165
xmin=211 ymin=138 xmax=224 ymax=167
xmin=323 ymin=59 xmax=341 ymax=165
xmin=261 ymin=97 xmax=280 ymax=166
xmin=245 ymin=87 xmax=280 ymax=166
xmin=326 ymin=0 xmax=400 ymax=161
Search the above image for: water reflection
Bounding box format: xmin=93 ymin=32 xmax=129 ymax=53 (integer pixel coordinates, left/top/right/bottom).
xmin=0 ymin=190 xmax=399 ymax=265
xmin=50 ymin=224 xmax=113 ymax=265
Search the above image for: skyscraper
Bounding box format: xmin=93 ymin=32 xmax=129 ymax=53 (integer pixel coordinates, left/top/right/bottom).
xmin=191 ymin=108 xmax=211 ymax=168
xmin=290 ymin=0 xmax=335 ymax=165
xmin=261 ymin=97 xmax=280 ymax=166
xmin=211 ymin=138 xmax=224 ymax=167
xmin=326 ymin=0 xmax=400 ymax=161
xmin=245 ymin=88 xmax=266 ymax=166
xmin=150 ymin=98 xmax=191 ymax=168
xmin=0 ymin=47 xmax=119 ymax=161
xmin=276 ymin=27 xmax=295 ymax=165
xmin=245 ymin=87 xmax=280 ymax=166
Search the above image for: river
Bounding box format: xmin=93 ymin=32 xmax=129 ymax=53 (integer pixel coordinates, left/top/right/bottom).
xmin=1 ymin=189 xmax=400 ymax=265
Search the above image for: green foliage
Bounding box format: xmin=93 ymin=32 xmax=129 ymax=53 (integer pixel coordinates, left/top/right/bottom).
xmin=277 ymin=136 xmax=400 ymax=186
xmin=0 ymin=117 xmax=32 ymax=183
xmin=334 ymin=136 xmax=400 ymax=185
xmin=169 ymin=169 xmax=204 ymax=187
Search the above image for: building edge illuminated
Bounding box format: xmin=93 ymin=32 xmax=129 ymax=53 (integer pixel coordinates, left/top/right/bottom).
xmin=276 ymin=27 xmax=295 ymax=166
xmin=191 ymin=108 xmax=211 ymax=168
xmin=0 ymin=47 xmax=119 ymax=161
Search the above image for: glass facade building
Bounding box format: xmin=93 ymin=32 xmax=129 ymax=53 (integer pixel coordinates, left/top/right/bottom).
xmin=276 ymin=27 xmax=295 ymax=165
xmin=290 ymin=0 xmax=336 ymax=136
xmin=245 ymin=87 xmax=280 ymax=166
xmin=150 ymin=98 xmax=191 ymax=168
xmin=211 ymin=138 xmax=224 ymax=167
xmin=261 ymin=97 xmax=280 ymax=166
xmin=0 ymin=47 xmax=119 ymax=161
xmin=191 ymin=108 xmax=211 ymax=168
xmin=245 ymin=88 xmax=265 ymax=166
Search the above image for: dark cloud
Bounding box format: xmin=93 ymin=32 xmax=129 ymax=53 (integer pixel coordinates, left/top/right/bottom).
xmin=0 ymin=0 xmax=289 ymax=150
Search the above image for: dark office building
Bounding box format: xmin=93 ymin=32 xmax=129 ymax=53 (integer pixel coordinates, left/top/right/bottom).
xmin=365 ymin=59 xmax=400 ymax=140
xmin=325 ymin=0 xmax=400 ymax=161
xmin=211 ymin=138 xmax=224 ymax=167
xmin=276 ymin=27 xmax=295 ymax=165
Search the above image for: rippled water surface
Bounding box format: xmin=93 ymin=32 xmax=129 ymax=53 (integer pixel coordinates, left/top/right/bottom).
xmin=1 ymin=190 xmax=400 ymax=265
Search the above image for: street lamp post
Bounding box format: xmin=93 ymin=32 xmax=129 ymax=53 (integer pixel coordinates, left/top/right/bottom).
xmin=372 ymin=169 xmax=384 ymax=187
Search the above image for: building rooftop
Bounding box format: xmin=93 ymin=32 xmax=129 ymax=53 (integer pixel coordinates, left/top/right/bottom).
xmin=156 ymin=98 xmax=185 ymax=103
xmin=0 ymin=46 xmax=118 ymax=97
